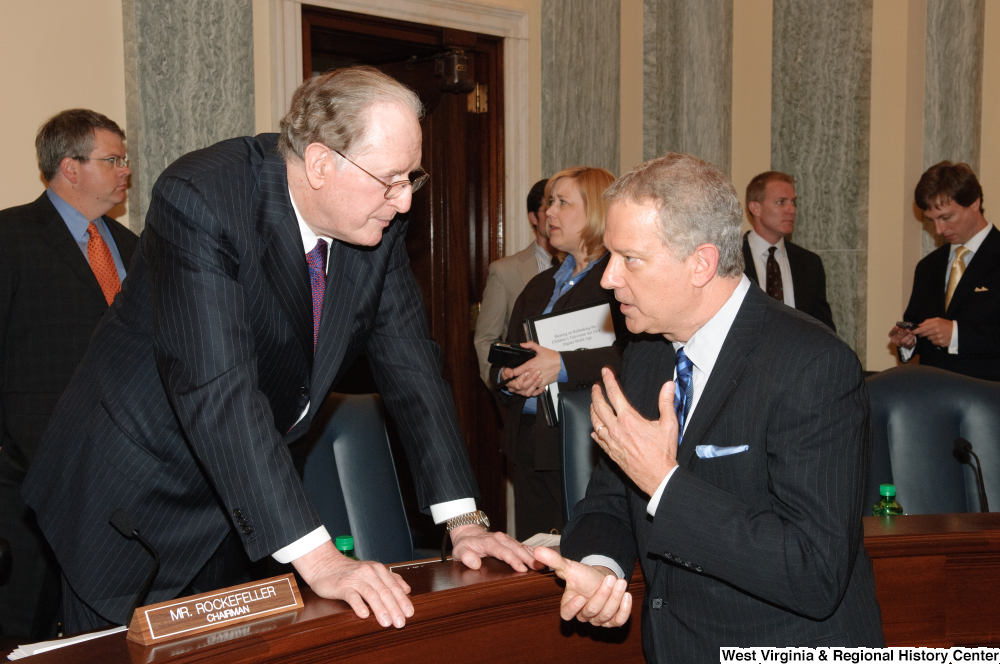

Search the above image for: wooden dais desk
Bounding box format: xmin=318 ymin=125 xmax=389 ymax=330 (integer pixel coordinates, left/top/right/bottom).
xmin=864 ymin=512 xmax=1000 ymax=647
xmin=8 ymin=513 xmax=1000 ymax=662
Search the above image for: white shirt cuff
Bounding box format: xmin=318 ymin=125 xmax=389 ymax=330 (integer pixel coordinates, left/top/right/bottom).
xmin=580 ymin=555 xmax=625 ymax=579
xmin=949 ymin=321 xmax=959 ymax=354
xmin=430 ymin=498 xmax=478 ymax=525
xmin=271 ymin=525 xmax=331 ymax=563
xmin=647 ymin=465 xmax=680 ymax=516
xmin=899 ymin=345 xmax=915 ymax=362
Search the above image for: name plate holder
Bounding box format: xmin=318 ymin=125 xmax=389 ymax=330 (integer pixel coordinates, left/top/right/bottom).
xmin=126 ymin=573 xmax=303 ymax=645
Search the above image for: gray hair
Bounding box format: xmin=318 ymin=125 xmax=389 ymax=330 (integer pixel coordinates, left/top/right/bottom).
xmin=603 ymin=153 xmax=744 ymax=277
xmin=278 ymin=66 xmax=424 ymax=161
xmin=35 ymin=109 xmax=125 ymax=182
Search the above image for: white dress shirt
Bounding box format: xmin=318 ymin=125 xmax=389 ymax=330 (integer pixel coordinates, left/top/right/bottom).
xmin=272 ymin=191 xmax=477 ymax=564
xmin=746 ymin=229 xmax=796 ymax=309
xmin=581 ymin=277 xmax=752 ymax=577
xmin=900 ymin=222 xmax=994 ymax=361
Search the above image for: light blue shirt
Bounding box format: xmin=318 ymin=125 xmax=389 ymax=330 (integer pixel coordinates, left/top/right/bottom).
xmin=520 ymin=253 xmax=607 ymax=415
xmin=46 ymin=188 xmax=127 ymax=281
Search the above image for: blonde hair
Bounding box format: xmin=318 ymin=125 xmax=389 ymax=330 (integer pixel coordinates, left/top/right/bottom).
xmin=545 ymin=166 xmax=616 ymax=261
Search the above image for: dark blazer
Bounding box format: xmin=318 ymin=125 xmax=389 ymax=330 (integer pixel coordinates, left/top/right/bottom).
xmin=491 ymin=253 xmax=629 ymax=470
xmin=561 ymin=285 xmax=883 ymax=662
xmin=742 ymin=233 xmax=836 ymax=331
xmin=901 ymin=225 xmax=1000 ymax=381
xmin=0 ymin=192 xmax=138 ymax=474
xmin=22 ymin=134 xmax=478 ymax=623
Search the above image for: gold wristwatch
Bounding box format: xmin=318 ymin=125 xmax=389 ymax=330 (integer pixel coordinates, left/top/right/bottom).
xmin=446 ymin=510 xmax=490 ymax=532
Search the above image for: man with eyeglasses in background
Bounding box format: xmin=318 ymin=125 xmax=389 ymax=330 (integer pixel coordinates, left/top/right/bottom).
xmin=0 ymin=109 xmax=138 ymax=639
xmin=20 ymin=67 xmax=540 ymax=635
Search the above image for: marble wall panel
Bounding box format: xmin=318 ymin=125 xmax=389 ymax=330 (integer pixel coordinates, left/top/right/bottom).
xmin=123 ymin=0 xmax=255 ymax=230
xmin=921 ymin=0 xmax=985 ymax=256
xmin=643 ymin=0 xmax=732 ymax=176
xmin=771 ymin=0 xmax=872 ymax=361
xmin=541 ymin=0 xmax=620 ymax=176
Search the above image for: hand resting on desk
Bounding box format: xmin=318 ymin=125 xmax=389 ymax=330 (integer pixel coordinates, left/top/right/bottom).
xmin=533 ymin=546 xmax=632 ymax=628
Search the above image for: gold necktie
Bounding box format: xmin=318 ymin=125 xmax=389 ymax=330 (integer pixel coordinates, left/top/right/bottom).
xmin=945 ymin=245 xmax=970 ymax=310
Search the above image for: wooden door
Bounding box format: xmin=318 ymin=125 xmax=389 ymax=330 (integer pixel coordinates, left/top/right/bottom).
xmin=302 ymin=6 xmax=508 ymax=538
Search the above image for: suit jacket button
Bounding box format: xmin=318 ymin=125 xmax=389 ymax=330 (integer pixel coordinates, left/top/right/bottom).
xmin=651 ymin=598 xmax=663 ymax=609
xmin=233 ymin=509 xmax=242 ymax=518
xmin=243 ymin=526 xmax=252 ymax=535
xmin=298 ymin=386 xmax=309 ymax=397
xmin=694 ymin=566 xmax=703 ymax=573
xmin=238 ymin=518 xmax=247 ymax=526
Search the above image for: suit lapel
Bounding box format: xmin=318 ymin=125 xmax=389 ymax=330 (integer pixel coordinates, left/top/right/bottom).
xmin=676 ymin=287 xmax=764 ymax=469
xmin=257 ymin=154 xmax=313 ymax=362
xmin=518 ymin=244 xmax=540 ymax=285
xmin=310 ymin=240 xmax=368 ymax=400
xmin=785 ymin=241 xmax=807 ymax=306
xmin=947 ymin=226 xmax=1000 ymax=313
xmin=741 ymin=234 xmax=760 ymax=284
xmin=33 ymin=194 xmax=108 ymax=305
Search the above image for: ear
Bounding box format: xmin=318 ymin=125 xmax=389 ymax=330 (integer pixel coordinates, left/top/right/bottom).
xmin=302 ymin=143 xmax=334 ymax=191
xmin=747 ymin=200 xmax=761 ymax=220
xmin=970 ymin=197 xmax=983 ymax=214
xmin=527 ymin=211 xmax=539 ymax=228
xmin=690 ymin=243 xmax=720 ymax=288
xmin=58 ymin=156 xmax=80 ymax=184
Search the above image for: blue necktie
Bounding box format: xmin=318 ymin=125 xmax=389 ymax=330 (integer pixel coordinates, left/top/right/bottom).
xmin=673 ymin=347 xmax=694 ymax=444
xmin=305 ymin=239 xmax=327 ymax=352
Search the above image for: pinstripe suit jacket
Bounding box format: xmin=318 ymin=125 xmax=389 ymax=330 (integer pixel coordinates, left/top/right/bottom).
xmin=22 ymin=134 xmax=478 ymax=622
xmin=561 ymin=285 xmax=883 ymax=662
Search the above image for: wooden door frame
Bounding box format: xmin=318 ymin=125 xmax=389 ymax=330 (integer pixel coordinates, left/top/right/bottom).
xmin=266 ymin=0 xmax=532 ymax=257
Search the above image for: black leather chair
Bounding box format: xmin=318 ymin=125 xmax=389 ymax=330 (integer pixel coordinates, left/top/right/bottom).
xmin=559 ymin=389 xmax=605 ymax=523
xmin=301 ymin=393 xmax=414 ymax=564
xmin=866 ymin=365 xmax=1000 ymax=514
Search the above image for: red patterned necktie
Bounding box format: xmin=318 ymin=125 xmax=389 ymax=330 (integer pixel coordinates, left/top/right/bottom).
xmin=305 ymin=239 xmax=328 ymax=352
xmin=87 ymin=222 xmax=121 ymax=306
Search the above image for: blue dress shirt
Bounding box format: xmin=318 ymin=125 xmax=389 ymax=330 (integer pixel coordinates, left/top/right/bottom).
xmin=46 ymin=188 xmax=127 ymax=282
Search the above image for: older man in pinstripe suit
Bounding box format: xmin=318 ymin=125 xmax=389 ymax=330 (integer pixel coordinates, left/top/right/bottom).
xmin=534 ymin=153 xmax=882 ymax=662
xmin=22 ymin=67 xmax=538 ymax=635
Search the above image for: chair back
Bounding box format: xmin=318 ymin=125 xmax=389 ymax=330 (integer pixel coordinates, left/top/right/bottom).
xmin=866 ymin=365 xmax=1000 ymax=514
xmin=559 ymin=389 xmax=604 ymax=522
xmin=302 ymin=393 xmax=414 ymax=563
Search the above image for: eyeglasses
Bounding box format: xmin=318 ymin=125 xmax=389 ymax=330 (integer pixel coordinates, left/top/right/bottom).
xmin=334 ymin=150 xmax=428 ymax=200
xmin=76 ymin=156 xmax=130 ymax=169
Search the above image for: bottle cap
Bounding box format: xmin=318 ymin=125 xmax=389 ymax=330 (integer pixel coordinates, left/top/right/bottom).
xmin=335 ymin=535 xmax=354 ymax=551
xmin=879 ymin=484 xmax=896 ymax=497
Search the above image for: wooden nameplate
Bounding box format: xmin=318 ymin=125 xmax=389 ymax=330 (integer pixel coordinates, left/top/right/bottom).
xmin=126 ymin=573 xmax=303 ymax=645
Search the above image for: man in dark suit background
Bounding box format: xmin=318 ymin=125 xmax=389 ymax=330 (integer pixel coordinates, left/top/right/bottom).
xmin=20 ymin=67 xmax=537 ymax=635
xmin=890 ymin=161 xmax=1000 ymax=381
xmin=534 ymin=153 xmax=882 ymax=662
xmin=742 ymin=171 xmax=836 ymax=331
xmin=0 ymin=109 xmax=138 ymax=638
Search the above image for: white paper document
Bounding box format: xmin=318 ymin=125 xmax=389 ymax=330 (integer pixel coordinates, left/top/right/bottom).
xmin=7 ymin=625 xmax=127 ymax=660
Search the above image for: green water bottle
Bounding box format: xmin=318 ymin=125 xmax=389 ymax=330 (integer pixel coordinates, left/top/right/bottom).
xmin=872 ymin=484 xmax=904 ymax=516
xmin=335 ymin=535 xmax=358 ymax=560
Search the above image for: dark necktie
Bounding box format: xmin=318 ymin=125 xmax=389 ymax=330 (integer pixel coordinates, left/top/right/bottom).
xmin=87 ymin=222 xmax=121 ymax=306
xmin=673 ymin=347 xmax=694 ymax=444
xmin=765 ymin=246 xmax=784 ymax=302
xmin=306 ymin=239 xmax=327 ymax=352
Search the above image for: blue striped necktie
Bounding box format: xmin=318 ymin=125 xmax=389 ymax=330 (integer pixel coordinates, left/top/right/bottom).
xmin=674 ymin=347 xmax=694 ymax=444
xmin=305 ymin=239 xmax=327 ymax=352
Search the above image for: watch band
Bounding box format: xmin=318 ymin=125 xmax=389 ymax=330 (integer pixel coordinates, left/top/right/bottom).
xmin=446 ymin=510 xmax=490 ymax=532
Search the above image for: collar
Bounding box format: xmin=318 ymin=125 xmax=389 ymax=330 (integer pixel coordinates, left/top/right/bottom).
xmin=46 ymin=187 xmax=105 ymax=240
xmin=534 ymin=240 xmax=552 ymax=263
xmin=747 ymin=228 xmax=786 ymax=258
xmin=288 ymin=187 xmax=332 ymax=261
xmin=951 ymin=222 xmax=994 ymax=259
xmin=672 ymin=275 xmax=752 ymax=378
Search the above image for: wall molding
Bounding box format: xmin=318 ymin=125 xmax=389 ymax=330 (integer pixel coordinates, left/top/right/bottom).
xmin=270 ymin=0 xmax=531 ymax=254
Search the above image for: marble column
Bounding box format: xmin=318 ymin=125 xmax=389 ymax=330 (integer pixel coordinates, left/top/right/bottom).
xmin=771 ymin=0 xmax=872 ymax=361
xmin=541 ymin=0 xmax=621 ymax=176
xmin=921 ymin=0 xmax=985 ymax=255
xmin=123 ymin=0 xmax=256 ymax=231
xmin=642 ymin=0 xmax=732 ymax=177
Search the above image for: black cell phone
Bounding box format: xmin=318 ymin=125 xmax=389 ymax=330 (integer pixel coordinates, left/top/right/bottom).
xmin=488 ymin=342 xmax=536 ymax=368
xmin=896 ymin=321 xmax=916 ymax=331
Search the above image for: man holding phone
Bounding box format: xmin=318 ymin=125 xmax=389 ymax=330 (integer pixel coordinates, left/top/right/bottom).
xmin=890 ymin=161 xmax=1000 ymax=381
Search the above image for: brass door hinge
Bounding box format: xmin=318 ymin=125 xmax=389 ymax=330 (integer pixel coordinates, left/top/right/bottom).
xmin=467 ymin=83 xmax=488 ymax=114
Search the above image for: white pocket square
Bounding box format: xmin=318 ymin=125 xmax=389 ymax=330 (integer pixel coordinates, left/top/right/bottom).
xmin=975 ymin=286 xmax=989 ymax=292
xmin=696 ymin=444 xmax=749 ymax=459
